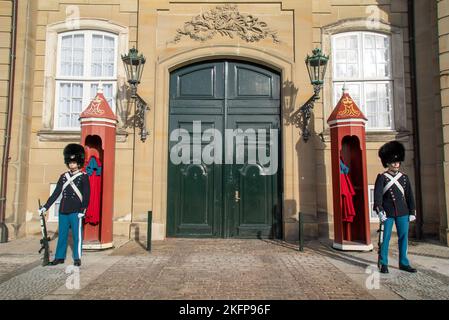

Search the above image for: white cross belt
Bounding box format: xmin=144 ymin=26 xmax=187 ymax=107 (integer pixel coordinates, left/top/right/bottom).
xmin=62 ymin=172 xmax=83 ymax=202
xmin=382 ymin=172 xmax=404 ymax=196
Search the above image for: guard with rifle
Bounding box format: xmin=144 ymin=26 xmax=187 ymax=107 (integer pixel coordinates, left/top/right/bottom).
xmin=39 ymin=144 xmax=90 ymax=267
xmin=373 ymin=141 xmax=417 ymax=274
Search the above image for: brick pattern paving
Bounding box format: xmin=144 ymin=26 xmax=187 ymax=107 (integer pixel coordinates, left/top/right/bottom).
xmin=73 ymin=239 xmax=374 ymax=300
xmin=1 ymin=237 xmax=449 ymax=300
xmin=0 ymin=265 xmax=68 ymax=300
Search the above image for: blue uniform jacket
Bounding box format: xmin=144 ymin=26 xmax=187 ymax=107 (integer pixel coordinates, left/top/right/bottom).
xmin=373 ymin=171 xmax=416 ymax=218
xmin=44 ymin=171 xmax=90 ymax=214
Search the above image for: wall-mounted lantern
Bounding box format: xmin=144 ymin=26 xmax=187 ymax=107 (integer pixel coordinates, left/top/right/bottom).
xmin=121 ymin=47 xmax=149 ymax=142
xmin=300 ymin=48 xmax=329 ymax=142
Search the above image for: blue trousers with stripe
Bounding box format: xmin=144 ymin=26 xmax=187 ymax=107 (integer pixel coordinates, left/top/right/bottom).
xmin=55 ymin=212 xmax=83 ymax=260
xmin=380 ymin=215 xmax=410 ymax=267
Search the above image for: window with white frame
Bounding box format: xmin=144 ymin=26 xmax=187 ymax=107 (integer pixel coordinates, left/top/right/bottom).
xmin=55 ymin=30 xmax=118 ymax=130
xmin=48 ymin=183 xmax=62 ymax=222
xmin=332 ymin=32 xmax=394 ymax=130
xmin=368 ymin=184 xmax=379 ymax=222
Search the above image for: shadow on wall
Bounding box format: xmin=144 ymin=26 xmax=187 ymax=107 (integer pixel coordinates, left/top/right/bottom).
xmin=281 ymin=80 xmax=330 ymax=241
xmin=115 ymin=79 xmax=147 ymax=130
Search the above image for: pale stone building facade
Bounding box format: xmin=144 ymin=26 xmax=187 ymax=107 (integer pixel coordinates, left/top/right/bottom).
xmin=0 ymin=0 xmax=448 ymax=246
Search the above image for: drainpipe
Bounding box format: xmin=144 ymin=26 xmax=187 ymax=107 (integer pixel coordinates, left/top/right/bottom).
xmin=408 ymin=0 xmax=424 ymax=240
xmin=0 ymin=0 xmax=18 ymax=243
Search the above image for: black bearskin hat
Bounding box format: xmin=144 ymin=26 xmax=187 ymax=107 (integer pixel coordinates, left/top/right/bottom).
xmin=378 ymin=141 xmax=405 ymax=168
xmin=63 ymin=144 xmax=85 ymax=168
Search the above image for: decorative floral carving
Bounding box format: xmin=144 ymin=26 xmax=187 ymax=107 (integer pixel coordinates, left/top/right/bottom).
xmin=337 ymin=96 xmax=361 ymax=117
xmin=171 ymin=4 xmax=280 ymax=44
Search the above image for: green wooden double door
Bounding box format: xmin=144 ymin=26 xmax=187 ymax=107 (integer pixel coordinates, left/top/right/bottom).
xmin=167 ymin=60 xmax=282 ymax=238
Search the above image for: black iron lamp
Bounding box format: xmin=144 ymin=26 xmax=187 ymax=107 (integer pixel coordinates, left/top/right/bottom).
xmin=122 ymin=47 xmax=149 ymax=142
xmin=300 ymin=48 xmax=329 ymax=142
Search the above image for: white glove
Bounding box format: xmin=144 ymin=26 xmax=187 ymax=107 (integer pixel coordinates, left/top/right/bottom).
xmin=78 ymin=213 xmax=85 ymax=219
xmin=409 ymin=215 xmax=416 ymax=222
xmin=378 ymin=211 xmax=387 ymax=222
xmin=38 ymin=207 xmax=47 ymax=216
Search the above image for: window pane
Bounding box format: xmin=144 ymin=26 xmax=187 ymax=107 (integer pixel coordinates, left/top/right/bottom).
xmin=347 ymin=50 xmax=357 ymax=63
xmin=348 ymin=36 xmax=358 ymax=49
xmin=363 ymin=33 xmax=391 ymax=78
xmin=333 ymin=82 xmax=361 ymax=108
xmin=91 ymin=34 xmax=116 ymax=77
xmin=60 ymin=36 xmax=72 ymax=76
xmin=333 ymin=34 xmax=359 ymax=79
xmin=72 ymin=35 xmax=84 ymax=76
xmin=376 ymin=49 xmax=387 ymax=63
xmin=347 ymin=64 xmax=358 ymax=78
xmin=57 ymin=82 xmax=83 ymax=128
xmin=91 ymin=34 xmax=103 ymax=77
xmin=335 ymin=37 xmax=346 ymax=49
xmin=71 ymin=83 xmax=83 ymax=127
xmin=376 ymin=35 xmax=387 ymax=48
xmin=364 ymin=82 xmax=392 ymax=129
xmin=59 ymin=34 xmax=84 ymax=77
xmin=377 ymin=64 xmax=389 ymax=78
xmin=104 ymin=36 xmax=115 ymax=77
xmin=74 ymin=34 xmax=84 ymax=47
xmin=335 ymin=64 xmax=347 ymax=78
xmin=365 ymin=50 xmax=375 ymax=64
xmin=365 ymin=34 xmax=375 ymax=49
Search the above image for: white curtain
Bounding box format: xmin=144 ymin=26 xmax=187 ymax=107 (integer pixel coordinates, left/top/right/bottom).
xmin=91 ymin=34 xmax=115 ymax=77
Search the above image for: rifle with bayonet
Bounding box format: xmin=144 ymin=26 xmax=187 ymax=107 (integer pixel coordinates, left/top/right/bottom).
xmin=38 ymin=199 xmax=50 ymax=266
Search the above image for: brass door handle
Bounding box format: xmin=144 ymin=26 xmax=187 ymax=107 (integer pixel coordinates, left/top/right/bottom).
xmin=235 ymin=190 xmax=241 ymax=202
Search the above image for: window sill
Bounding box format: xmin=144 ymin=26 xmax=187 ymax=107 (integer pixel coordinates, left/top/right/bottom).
xmin=319 ymin=128 xmax=412 ymax=143
xmin=37 ymin=129 xmax=129 ymax=143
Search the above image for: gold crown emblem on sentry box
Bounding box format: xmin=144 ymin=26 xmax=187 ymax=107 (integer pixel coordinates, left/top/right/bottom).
xmin=337 ymin=96 xmax=361 ymax=117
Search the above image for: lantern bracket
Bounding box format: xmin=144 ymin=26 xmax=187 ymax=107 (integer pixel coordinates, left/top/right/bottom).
xmin=131 ymin=93 xmax=150 ymax=142
xmin=299 ymin=84 xmax=322 ymax=142
xmin=121 ymin=47 xmax=149 ymax=142
xmin=293 ymin=48 xmax=328 ymax=142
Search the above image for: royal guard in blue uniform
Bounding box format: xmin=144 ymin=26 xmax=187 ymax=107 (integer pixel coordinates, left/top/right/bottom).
xmin=373 ymin=141 xmax=417 ymax=274
xmin=39 ymin=144 xmax=90 ymax=266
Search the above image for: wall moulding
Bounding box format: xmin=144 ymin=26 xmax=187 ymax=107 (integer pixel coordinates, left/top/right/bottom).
xmin=169 ymin=4 xmax=281 ymax=44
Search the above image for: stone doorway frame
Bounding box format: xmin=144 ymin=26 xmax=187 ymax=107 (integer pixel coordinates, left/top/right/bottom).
xmin=151 ymin=46 xmax=295 ymax=240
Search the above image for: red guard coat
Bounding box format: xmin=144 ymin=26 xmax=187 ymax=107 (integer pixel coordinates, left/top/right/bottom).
xmin=340 ymin=171 xmax=356 ymax=223
xmin=84 ymin=155 xmax=102 ymax=225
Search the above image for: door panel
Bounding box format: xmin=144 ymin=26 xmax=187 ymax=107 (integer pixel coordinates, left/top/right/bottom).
xmin=170 ymin=62 xmax=225 ymax=115
xmin=226 ymin=116 xmax=281 ymax=238
xmin=167 ymin=115 xmax=223 ymax=237
xmin=168 ymin=60 xmax=281 ymax=238
xmin=227 ymin=62 xmax=280 ymax=115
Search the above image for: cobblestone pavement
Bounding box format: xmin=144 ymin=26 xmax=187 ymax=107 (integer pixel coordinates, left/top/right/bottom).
xmin=73 ymin=239 xmax=374 ymax=300
xmin=316 ymin=239 xmax=449 ymax=300
xmin=0 ymin=237 xmax=448 ymax=300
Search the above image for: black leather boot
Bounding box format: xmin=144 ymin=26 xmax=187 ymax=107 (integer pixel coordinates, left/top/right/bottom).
xmin=74 ymin=259 xmax=81 ymax=267
xmin=380 ymin=265 xmax=389 ymax=273
xmin=49 ymin=259 xmax=64 ymax=266
xmin=399 ymin=264 xmax=417 ymax=273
